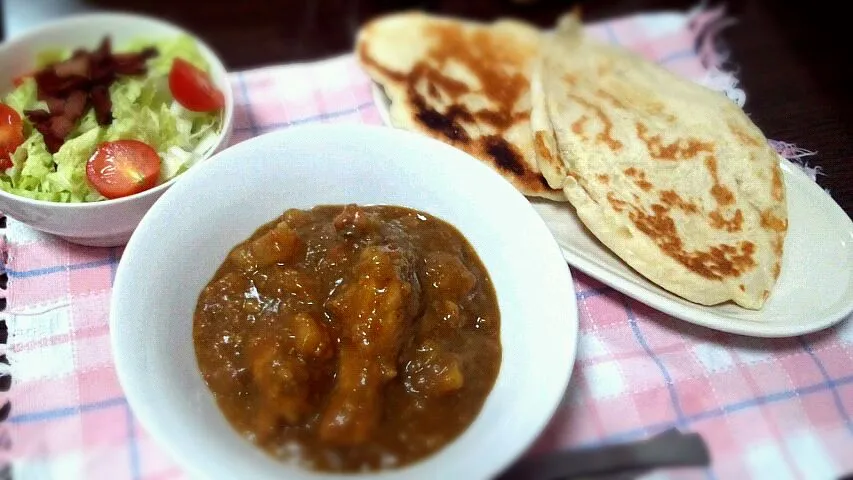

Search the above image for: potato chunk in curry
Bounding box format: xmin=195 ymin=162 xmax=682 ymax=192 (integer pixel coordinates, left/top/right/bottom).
xmin=193 ymin=205 xmax=500 ymax=472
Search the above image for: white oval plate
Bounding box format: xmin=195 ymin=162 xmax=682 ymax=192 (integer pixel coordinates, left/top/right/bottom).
xmin=372 ymin=82 xmax=853 ymax=337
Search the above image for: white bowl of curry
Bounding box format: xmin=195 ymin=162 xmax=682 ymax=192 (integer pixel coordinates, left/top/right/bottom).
xmin=111 ymin=124 xmax=578 ymax=479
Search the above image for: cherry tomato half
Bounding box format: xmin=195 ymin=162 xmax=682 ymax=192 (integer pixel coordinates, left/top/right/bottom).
xmin=0 ymin=103 xmax=25 ymax=170
xmin=169 ymin=58 xmax=224 ymax=112
xmin=86 ymin=139 xmax=161 ymax=199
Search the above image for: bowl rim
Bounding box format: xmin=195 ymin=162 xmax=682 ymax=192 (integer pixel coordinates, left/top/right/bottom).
xmin=111 ymin=123 xmax=579 ymax=479
xmin=0 ymin=11 xmax=235 ymax=209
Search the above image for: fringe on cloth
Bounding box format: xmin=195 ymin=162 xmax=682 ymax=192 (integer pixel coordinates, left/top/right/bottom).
xmin=687 ymin=4 xmax=821 ymax=182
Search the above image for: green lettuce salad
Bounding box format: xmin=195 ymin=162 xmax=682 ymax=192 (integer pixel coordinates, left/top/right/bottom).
xmin=1 ymin=35 xmax=222 ymax=202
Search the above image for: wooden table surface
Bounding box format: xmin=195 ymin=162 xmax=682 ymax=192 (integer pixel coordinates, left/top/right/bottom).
xmin=2 ymin=0 xmax=852 ymax=217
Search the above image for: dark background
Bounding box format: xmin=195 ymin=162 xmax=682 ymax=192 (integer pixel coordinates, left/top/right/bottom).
xmin=2 ymin=0 xmax=852 ymax=216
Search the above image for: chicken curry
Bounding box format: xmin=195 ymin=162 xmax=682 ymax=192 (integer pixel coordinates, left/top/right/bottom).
xmin=193 ymin=204 xmax=501 ymax=472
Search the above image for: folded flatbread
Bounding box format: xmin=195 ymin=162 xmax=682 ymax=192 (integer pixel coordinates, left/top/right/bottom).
xmin=533 ymin=15 xmax=787 ymax=309
xmin=356 ymin=12 xmax=565 ymax=200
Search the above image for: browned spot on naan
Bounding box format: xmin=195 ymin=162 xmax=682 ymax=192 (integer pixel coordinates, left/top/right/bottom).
xmin=572 ymin=115 xmax=589 ymax=138
xmin=739 ymin=284 xmax=746 ymax=292
xmin=624 ymin=167 xmax=652 ymax=191
xmin=771 ymin=238 xmax=784 ymax=258
xmin=478 ymin=135 xmax=552 ymax=189
xmin=771 ymin=165 xmax=784 ymax=202
xmin=569 ymin=94 xmax=623 ymax=151
xmin=728 ymin=121 xmax=761 ymax=147
xmin=761 ymin=209 xmax=787 ymax=232
xmin=648 ymin=103 xmax=676 ymax=123
xmin=411 ymin=93 xmax=473 ymax=142
xmin=705 ymin=155 xmax=736 ymax=207
xmin=711 ymin=185 xmax=735 ymax=206
xmin=597 ymin=174 xmax=609 ymax=184
xmin=414 ymin=63 xmax=469 ymax=99
xmin=608 ymin=193 xmax=627 ymax=212
xmin=427 ymin=82 xmax=439 ymax=98
xmin=474 ymin=109 xmax=530 ymax=129
xmin=770 ymin=237 xmax=784 ymax=278
xmin=659 ymin=190 xmax=698 ymax=214
xmin=534 ymin=131 xmax=555 ymax=162
xmin=628 ymin=202 xmax=755 ymax=280
xmin=636 ymin=180 xmax=652 ymax=191
xmin=709 ymin=209 xmax=744 ymax=232
xmin=636 ymin=123 xmax=713 ymax=161
xmin=706 ymin=156 xmax=742 ymax=231
xmin=705 ymin=155 xmax=718 ymax=177
xmin=482 ymin=135 xmax=526 ymax=175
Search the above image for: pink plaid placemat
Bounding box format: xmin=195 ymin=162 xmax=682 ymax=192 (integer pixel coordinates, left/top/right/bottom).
xmin=2 ymin=8 xmax=852 ymax=480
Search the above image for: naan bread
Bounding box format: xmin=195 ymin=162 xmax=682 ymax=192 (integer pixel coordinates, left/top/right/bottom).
xmin=530 ymin=53 xmax=566 ymax=190
xmin=356 ymin=12 xmax=565 ymax=200
xmin=535 ymin=15 xmax=787 ymax=309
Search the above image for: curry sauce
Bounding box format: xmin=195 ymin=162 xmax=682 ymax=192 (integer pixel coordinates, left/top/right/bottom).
xmin=193 ymin=205 xmax=501 ymax=472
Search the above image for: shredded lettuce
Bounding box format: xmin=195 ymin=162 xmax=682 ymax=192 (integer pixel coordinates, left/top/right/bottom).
xmin=4 ymin=78 xmax=46 ymax=113
xmin=48 ymin=128 xmax=105 ymax=202
xmin=35 ymin=48 xmax=69 ymax=69
xmin=0 ymin=34 xmax=222 ymax=202
xmin=125 ymin=35 xmax=208 ymax=76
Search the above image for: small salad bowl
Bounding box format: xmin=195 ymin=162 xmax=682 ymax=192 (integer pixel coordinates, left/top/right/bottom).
xmin=0 ymin=12 xmax=234 ymax=246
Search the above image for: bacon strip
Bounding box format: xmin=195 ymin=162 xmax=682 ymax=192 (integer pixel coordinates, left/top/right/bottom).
xmin=24 ymin=37 xmax=158 ymax=153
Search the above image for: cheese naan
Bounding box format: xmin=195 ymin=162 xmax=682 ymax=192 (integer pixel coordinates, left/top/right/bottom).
xmin=534 ymin=15 xmax=787 ymax=309
xmin=356 ymin=12 xmax=564 ymax=200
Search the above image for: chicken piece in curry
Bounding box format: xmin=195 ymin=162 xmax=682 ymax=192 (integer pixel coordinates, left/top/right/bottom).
xmin=193 ymin=204 xmax=501 ymax=472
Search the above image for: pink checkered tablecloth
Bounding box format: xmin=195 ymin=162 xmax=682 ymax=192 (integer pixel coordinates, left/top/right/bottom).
xmin=2 ymin=7 xmax=852 ymax=480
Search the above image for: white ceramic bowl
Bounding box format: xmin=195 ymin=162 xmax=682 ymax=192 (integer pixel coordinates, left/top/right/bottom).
xmin=0 ymin=12 xmax=234 ymax=247
xmin=111 ymin=124 xmax=578 ymax=479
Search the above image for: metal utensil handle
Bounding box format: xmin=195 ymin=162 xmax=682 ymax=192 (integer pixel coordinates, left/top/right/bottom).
xmin=497 ymin=428 xmax=711 ymax=480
